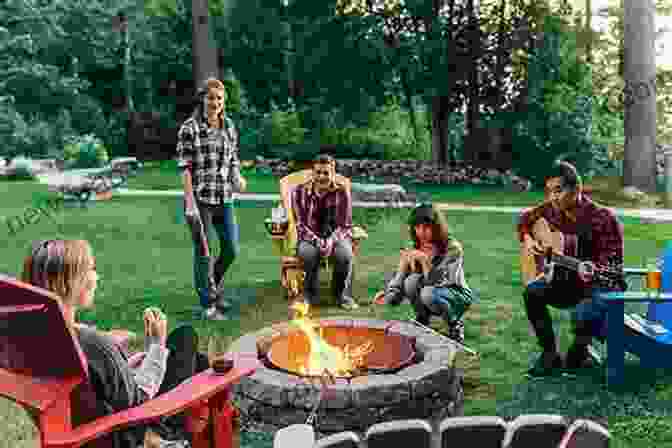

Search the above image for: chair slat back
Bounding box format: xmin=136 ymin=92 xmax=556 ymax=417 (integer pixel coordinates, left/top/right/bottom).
xmin=0 ymin=275 xmax=88 ymax=380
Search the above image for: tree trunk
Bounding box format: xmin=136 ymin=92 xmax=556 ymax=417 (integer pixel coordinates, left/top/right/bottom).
xmin=430 ymin=96 xmax=450 ymax=166
xmin=464 ymin=0 xmax=482 ymax=165
xmin=623 ymin=0 xmax=657 ymax=192
xmin=585 ymin=0 xmax=592 ymax=63
xmin=400 ymin=67 xmax=421 ymax=154
xmin=192 ymin=0 xmax=219 ymax=87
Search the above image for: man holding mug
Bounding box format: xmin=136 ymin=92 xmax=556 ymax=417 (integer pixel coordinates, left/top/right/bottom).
xmin=176 ymin=77 xmax=247 ymax=321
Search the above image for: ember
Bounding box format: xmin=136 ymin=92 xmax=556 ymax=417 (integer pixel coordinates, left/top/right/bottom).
xmin=289 ymin=301 xmax=374 ymax=377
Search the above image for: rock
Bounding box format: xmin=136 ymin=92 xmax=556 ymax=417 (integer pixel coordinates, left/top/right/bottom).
xmin=621 ymin=186 xmax=647 ymax=201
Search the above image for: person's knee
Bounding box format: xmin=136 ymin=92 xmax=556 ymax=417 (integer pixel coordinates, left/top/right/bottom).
xmin=167 ymin=324 xmax=198 ymax=349
xmin=297 ymin=242 xmax=319 ymax=266
xmin=419 ymin=287 xmax=434 ymax=307
xmin=403 ymin=274 xmax=420 ymax=297
xmin=333 ymin=242 xmax=353 ymax=265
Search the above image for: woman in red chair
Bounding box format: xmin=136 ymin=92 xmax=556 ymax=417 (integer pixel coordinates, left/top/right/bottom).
xmin=21 ymin=239 xmax=209 ymax=448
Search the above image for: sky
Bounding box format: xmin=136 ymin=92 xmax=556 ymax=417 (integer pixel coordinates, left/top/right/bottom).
xmin=590 ymin=0 xmax=672 ymax=68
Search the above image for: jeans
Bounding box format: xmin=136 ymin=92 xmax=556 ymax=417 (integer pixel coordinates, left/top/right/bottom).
xmin=296 ymin=239 xmax=353 ymax=304
xmin=152 ymin=325 xmax=209 ymax=440
xmin=184 ymin=200 xmax=240 ymax=308
xmin=524 ymin=277 xmax=609 ymax=352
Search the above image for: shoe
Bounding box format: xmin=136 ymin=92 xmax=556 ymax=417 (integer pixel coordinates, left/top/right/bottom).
xmin=526 ymin=351 xmax=563 ymax=378
xmin=564 ymin=344 xmax=601 ymax=370
xmin=447 ymin=320 xmax=465 ymax=345
xmin=202 ymin=306 xmax=229 ymax=321
xmin=339 ymin=296 xmax=359 ymax=310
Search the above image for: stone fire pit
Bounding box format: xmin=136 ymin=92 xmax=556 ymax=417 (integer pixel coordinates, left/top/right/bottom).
xmin=228 ymin=318 xmax=464 ymax=436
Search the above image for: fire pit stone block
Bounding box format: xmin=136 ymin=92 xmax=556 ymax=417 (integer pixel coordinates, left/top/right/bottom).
xmin=236 ymin=369 xmax=292 ymax=407
xmin=350 ymin=374 xmax=411 ymax=407
xmin=318 ymin=317 xmax=354 ymax=328
xmin=350 ymin=318 xmax=393 ymax=330
xmin=226 ymin=333 xmax=260 ymax=359
xmin=385 ymin=322 xmax=427 ymax=340
xmin=399 ymin=362 xmax=455 ymax=399
xmin=423 ymin=345 xmax=457 ymax=366
xmin=322 ymin=379 xmax=353 ymax=410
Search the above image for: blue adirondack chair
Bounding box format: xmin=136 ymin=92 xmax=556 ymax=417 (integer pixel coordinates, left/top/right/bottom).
xmin=621 ymin=243 xmax=672 ymax=369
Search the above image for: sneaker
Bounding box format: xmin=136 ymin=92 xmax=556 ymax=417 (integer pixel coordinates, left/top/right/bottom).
xmin=202 ymin=306 xmax=229 ymax=321
xmin=526 ymin=351 xmax=563 ymax=378
xmin=339 ymin=296 xmax=359 ymax=310
xmin=447 ymin=320 xmax=465 ymax=345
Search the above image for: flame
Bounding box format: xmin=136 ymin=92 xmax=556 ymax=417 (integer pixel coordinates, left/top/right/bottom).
xmin=290 ymin=301 xmax=374 ymax=377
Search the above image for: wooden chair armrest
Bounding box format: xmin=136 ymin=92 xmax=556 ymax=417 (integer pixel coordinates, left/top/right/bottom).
xmin=0 ymin=370 xmax=82 ymax=414
xmin=44 ymin=359 xmax=259 ymax=448
xmin=623 ymin=268 xmax=648 ymax=277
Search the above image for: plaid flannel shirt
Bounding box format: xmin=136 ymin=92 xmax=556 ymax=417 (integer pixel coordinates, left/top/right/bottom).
xmin=518 ymin=196 xmax=624 ymax=291
xmin=292 ymin=178 xmax=352 ymax=257
xmin=175 ymin=115 xmax=243 ymax=205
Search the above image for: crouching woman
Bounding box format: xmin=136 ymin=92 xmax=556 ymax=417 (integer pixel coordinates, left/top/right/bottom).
xmin=374 ymin=204 xmax=476 ymax=343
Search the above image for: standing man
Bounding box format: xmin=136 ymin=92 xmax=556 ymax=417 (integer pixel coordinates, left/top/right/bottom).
xmin=176 ymin=77 xmax=247 ymax=321
xmin=518 ymin=160 xmax=625 ymax=377
xmin=293 ymin=154 xmax=359 ymax=310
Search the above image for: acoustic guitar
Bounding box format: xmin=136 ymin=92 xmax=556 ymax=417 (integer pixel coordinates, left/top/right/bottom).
xmin=542 ymin=247 xmax=626 ymax=289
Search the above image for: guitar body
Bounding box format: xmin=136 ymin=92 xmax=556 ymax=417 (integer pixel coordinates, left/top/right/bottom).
xmin=520 ymin=216 xmax=565 ymax=285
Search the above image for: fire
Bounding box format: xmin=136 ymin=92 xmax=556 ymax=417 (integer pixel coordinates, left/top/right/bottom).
xmin=290 ymin=301 xmax=374 ymax=377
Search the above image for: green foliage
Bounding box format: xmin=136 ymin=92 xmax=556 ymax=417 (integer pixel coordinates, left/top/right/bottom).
xmin=63 ymin=134 xmax=110 ymax=169
xmin=510 ymin=14 xmax=614 ymax=187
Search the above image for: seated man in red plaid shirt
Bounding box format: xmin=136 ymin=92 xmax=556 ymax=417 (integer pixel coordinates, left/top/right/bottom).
xmin=292 ymin=154 xmax=359 ymax=310
xmin=519 ymin=160 xmax=626 ymax=378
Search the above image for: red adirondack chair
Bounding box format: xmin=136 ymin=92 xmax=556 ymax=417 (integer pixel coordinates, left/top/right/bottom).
xmin=0 ymin=274 xmax=258 ymax=448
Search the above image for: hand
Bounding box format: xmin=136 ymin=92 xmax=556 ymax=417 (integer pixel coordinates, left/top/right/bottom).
xmin=578 ymin=261 xmax=595 ymax=283
xmin=319 ymin=237 xmax=333 ymax=257
xmin=523 ymin=234 xmax=545 ymax=257
xmin=239 ymin=176 xmax=247 ymax=193
xmin=143 ymin=307 xmax=167 ymax=347
xmin=373 ymin=290 xmax=386 ymax=305
xmin=185 ymin=201 xmax=199 ymax=219
xmin=398 ymin=250 xmax=411 ymax=272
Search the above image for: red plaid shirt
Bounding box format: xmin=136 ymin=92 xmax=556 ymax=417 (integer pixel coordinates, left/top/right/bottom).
xmin=518 ymin=195 xmax=624 ymax=291
xmin=175 ymin=115 xmax=243 ymax=205
xmin=292 ymin=178 xmax=353 ymax=256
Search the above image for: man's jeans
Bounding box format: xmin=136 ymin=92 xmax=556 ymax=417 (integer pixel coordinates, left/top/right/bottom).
xmin=296 ymin=240 xmax=353 ymax=304
xmin=524 ymin=278 xmax=610 ymax=352
xmin=184 ymin=200 xmax=240 ymax=308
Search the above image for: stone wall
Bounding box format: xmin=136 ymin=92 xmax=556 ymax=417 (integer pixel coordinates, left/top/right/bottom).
xmin=254 ymin=158 xmax=533 ymax=192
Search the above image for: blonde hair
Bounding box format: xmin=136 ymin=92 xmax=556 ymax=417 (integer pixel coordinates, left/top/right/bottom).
xmin=21 ymin=239 xmax=94 ymax=307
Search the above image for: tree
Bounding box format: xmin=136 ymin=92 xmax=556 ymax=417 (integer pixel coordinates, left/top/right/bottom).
xmin=623 ymin=0 xmax=657 ymax=192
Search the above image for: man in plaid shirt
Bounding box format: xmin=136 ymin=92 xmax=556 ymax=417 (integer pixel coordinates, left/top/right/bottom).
xmin=176 ymin=78 xmax=247 ymax=321
xmin=519 ymin=160 xmax=625 ymax=377
xmin=293 ymin=154 xmax=358 ymax=310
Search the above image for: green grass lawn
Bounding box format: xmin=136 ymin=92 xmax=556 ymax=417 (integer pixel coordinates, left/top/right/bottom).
xmin=2 ymin=177 xmax=672 ymax=447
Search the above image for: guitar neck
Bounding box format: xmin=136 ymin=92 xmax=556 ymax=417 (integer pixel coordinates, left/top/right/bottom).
xmin=549 ymin=253 xmax=581 ymax=272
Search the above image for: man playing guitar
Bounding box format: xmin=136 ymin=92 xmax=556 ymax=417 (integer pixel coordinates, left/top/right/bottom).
xmin=518 ymin=160 xmax=625 ymax=377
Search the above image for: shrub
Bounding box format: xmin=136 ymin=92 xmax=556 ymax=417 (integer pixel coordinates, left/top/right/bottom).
xmin=63 ymin=134 xmax=110 ymax=169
